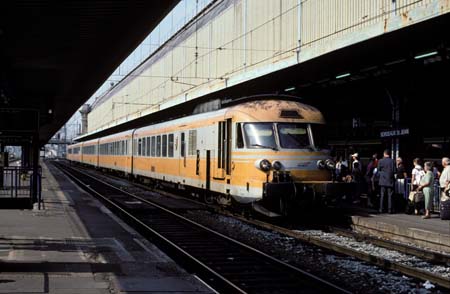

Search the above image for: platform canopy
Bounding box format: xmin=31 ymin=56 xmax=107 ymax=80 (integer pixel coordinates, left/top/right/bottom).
xmin=0 ymin=1 xmax=178 ymax=146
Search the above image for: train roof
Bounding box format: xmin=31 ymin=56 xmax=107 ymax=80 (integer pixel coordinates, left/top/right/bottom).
xmin=225 ymin=99 xmax=325 ymax=123
xmin=134 ymin=98 xmax=324 ymax=136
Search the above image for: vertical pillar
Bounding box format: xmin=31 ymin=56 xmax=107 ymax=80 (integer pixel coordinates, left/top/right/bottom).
xmin=31 ymin=134 xmax=39 ymax=206
xmin=0 ymin=143 xmax=4 ymax=188
xmin=386 ymin=88 xmax=400 ymax=159
xmin=24 ymin=143 xmax=32 ymax=168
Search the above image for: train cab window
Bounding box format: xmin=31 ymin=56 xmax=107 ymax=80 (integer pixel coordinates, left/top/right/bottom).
xmin=243 ymin=123 xmax=277 ymax=150
xmin=310 ymin=124 xmax=328 ymax=150
xmin=277 ymin=123 xmax=309 ymax=149
xmin=156 ymin=136 xmax=161 ymax=157
xmin=162 ymin=135 xmax=167 ymax=157
xmin=151 ymin=136 xmax=156 ymax=157
xmin=236 ymin=123 xmax=244 ymax=148
xmin=168 ymin=134 xmax=174 ymax=157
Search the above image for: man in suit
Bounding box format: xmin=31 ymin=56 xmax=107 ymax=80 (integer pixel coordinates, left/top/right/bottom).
xmin=378 ymin=149 xmax=396 ymax=213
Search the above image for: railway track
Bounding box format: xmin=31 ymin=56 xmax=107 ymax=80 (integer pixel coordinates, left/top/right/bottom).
xmin=53 ymin=161 xmax=350 ymax=294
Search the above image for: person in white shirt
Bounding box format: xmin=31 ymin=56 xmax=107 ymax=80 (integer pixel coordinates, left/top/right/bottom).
xmin=351 ymin=153 xmax=359 ymax=171
xmin=439 ymin=157 xmax=450 ymax=201
xmin=411 ymin=158 xmax=425 ymax=190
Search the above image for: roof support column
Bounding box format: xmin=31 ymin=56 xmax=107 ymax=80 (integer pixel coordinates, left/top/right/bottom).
xmin=31 ymin=133 xmax=40 ymax=208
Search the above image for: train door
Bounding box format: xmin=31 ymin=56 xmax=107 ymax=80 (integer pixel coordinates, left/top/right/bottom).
xmin=214 ymin=119 xmax=232 ymax=182
xmin=206 ymin=150 xmax=211 ymax=191
xmin=179 ymin=132 xmax=187 ymax=179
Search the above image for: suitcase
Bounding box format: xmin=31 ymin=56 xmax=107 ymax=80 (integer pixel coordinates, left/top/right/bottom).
xmin=440 ymin=200 xmax=450 ymax=220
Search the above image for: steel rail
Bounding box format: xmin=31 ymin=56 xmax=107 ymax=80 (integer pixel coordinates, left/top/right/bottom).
xmin=54 ymin=162 xmax=350 ymax=294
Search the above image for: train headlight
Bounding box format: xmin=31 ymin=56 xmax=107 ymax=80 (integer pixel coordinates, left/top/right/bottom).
xmin=272 ymin=161 xmax=282 ymax=171
xmin=259 ymin=159 xmax=272 ymax=172
xmin=325 ymin=159 xmax=336 ymax=170
xmin=317 ymin=160 xmax=326 ymax=170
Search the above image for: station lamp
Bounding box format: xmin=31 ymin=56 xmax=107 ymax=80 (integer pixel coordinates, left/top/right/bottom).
xmin=335 ymin=72 xmax=351 ymax=79
xmin=414 ymin=51 xmax=438 ymax=59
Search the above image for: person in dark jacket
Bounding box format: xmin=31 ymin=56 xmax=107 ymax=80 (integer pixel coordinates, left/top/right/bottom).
xmin=378 ymin=149 xmax=396 ymax=213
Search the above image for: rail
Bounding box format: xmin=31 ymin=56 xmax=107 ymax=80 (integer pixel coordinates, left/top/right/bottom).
xmin=53 ymin=161 xmax=350 ymax=294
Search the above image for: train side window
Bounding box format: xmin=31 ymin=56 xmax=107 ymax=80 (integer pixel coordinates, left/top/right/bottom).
xmin=156 ymin=136 xmax=161 ymax=157
xmin=146 ymin=137 xmax=150 ymax=157
xmin=144 ymin=138 xmax=148 ymax=156
xmin=138 ymin=138 xmax=142 ymax=156
xmin=236 ymin=123 xmax=244 ymax=148
xmin=151 ymin=136 xmax=156 ymax=157
xmin=162 ymin=135 xmax=167 ymax=157
xmin=168 ymin=134 xmax=174 ymax=157
xmin=180 ymin=133 xmax=185 ymax=157
xmin=188 ymin=130 xmax=197 ymax=156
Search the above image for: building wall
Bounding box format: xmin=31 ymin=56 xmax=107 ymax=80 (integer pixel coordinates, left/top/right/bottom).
xmin=87 ymin=0 xmax=446 ymax=134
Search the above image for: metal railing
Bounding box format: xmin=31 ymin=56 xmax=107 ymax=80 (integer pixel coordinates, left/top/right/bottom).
xmin=0 ymin=166 xmax=41 ymax=204
xmin=402 ymin=177 xmax=441 ymax=212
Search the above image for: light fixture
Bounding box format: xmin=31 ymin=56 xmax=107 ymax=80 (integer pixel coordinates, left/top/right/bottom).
xmin=414 ymin=51 xmax=438 ymax=59
xmin=48 ymin=109 xmax=53 ymax=114
xmin=284 ymin=86 xmax=296 ymax=92
xmin=335 ymin=72 xmax=351 ymax=79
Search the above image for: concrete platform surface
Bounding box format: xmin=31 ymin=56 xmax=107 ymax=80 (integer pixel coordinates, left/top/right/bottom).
xmin=0 ymin=160 xmax=214 ymax=294
xmin=349 ymin=211 xmax=450 ymax=253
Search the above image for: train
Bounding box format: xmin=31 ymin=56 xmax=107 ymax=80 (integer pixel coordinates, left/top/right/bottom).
xmin=67 ymin=96 xmax=345 ymax=216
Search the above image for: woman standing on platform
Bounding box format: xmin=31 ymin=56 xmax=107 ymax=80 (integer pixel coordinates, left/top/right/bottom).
xmin=412 ymin=158 xmax=425 ymax=190
xmin=418 ymin=162 xmax=434 ymax=219
xmin=412 ymin=158 xmax=425 ymax=215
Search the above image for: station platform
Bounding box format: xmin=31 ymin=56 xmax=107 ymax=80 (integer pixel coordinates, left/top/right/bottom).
xmin=347 ymin=210 xmax=450 ymax=253
xmin=0 ymin=160 xmax=213 ymax=294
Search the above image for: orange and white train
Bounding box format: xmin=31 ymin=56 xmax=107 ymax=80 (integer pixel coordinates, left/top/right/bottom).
xmin=67 ymin=97 xmax=344 ymax=216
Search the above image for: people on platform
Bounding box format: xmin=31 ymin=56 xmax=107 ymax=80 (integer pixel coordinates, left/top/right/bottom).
xmin=417 ymin=162 xmax=434 ymax=219
xmin=412 ymin=158 xmax=425 ymax=190
xmin=335 ymin=156 xmax=345 ymax=181
xmin=432 ymin=161 xmax=441 ymax=210
xmin=351 ymin=161 xmax=363 ymax=203
xmin=351 ymin=153 xmax=360 ymax=171
xmin=440 ymin=157 xmax=450 ymax=202
xmin=365 ymin=154 xmax=378 ymax=207
xmin=395 ymin=157 xmax=407 ymax=198
xmin=378 ymin=149 xmax=396 ymax=213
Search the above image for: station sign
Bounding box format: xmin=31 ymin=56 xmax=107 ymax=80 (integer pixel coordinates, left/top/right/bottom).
xmin=380 ymin=128 xmax=410 ymax=138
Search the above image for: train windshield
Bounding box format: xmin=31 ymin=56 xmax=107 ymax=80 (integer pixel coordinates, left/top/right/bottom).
xmin=310 ymin=124 xmax=328 ymax=150
xmin=277 ymin=123 xmax=310 ymax=149
xmin=243 ymin=123 xmax=278 ymax=150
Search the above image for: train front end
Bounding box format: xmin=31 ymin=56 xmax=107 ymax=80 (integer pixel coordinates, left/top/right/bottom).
xmin=230 ymin=99 xmax=346 ymax=216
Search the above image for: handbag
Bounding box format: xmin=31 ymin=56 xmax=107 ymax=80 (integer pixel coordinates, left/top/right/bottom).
xmin=408 ymin=191 xmax=424 ymax=202
xmin=414 ymin=191 xmax=424 ymax=203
